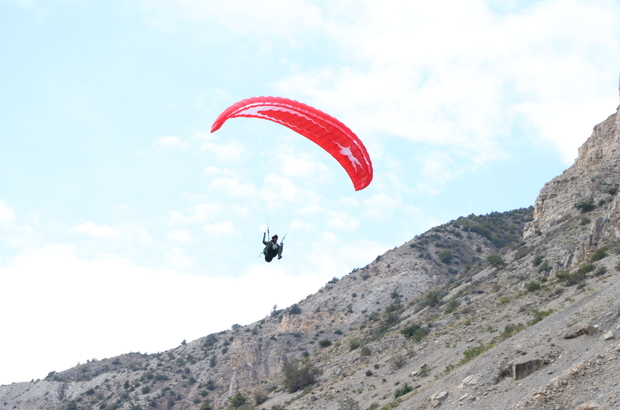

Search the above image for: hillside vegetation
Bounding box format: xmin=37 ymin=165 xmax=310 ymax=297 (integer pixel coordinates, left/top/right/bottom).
xmin=3 ymin=98 xmax=620 ymax=410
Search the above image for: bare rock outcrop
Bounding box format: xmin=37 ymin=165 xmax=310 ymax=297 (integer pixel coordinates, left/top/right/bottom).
xmin=510 ymin=357 xmax=546 ymax=380
xmin=524 ymin=102 xmax=620 ymax=254
xmin=563 ymin=323 xmax=596 ymax=339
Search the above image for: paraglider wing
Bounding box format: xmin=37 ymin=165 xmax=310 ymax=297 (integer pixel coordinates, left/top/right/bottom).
xmin=211 ymin=96 xmax=373 ymax=191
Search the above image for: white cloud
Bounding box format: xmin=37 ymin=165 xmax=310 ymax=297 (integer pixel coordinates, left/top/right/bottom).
xmin=120 ymin=225 xmax=154 ymax=245
xmin=337 ymin=197 xmax=359 ymax=208
xmin=230 ymin=204 xmax=249 ymax=217
xmin=289 ymin=219 xmax=315 ymax=232
xmin=277 ymin=149 xmax=330 ymax=181
xmin=4 ymin=0 xmax=48 ymax=21
xmin=201 ymin=141 xmax=246 ymax=161
xmin=261 ymin=174 xmax=321 ymax=208
xmin=325 ymin=210 xmax=359 ymax=230
xmin=273 ymin=0 xmax=620 ymax=167
xmin=208 ymin=177 xmax=257 ymax=197
xmin=165 ymin=247 xmax=194 ymax=268
xmin=0 ymin=244 xmax=328 ymax=385
xmin=0 ymin=202 xmax=42 ymax=251
xmin=300 ymin=231 xmax=389 ymax=278
xmin=193 ymin=131 xmax=217 ymax=142
xmin=204 ymin=166 xmax=238 ymax=177
xmin=363 ymin=193 xmax=402 ymax=219
xmin=166 ymin=229 xmax=194 ymax=244
xmin=202 ymin=220 xmax=238 ymax=237
xmin=414 ymin=182 xmax=442 ymax=197
xmin=513 ymin=99 xmax=615 ymax=161
xmin=27 ymin=211 xmax=40 ymax=227
xmin=70 ymin=223 xmax=120 ymax=239
xmin=419 ymin=151 xmax=461 ymax=184
xmin=153 ymin=136 xmax=189 ymax=149
xmin=164 ymin=203 xmax=222 ymax=226
xmin=0 ymin=201 xmax=16 ymax=223
xmin=139 ymin=0 xmax=324 ymax=43
xmin=143 ymin=0 xmax=620 ymax=169
xmin=298 ymin=204 xmax=323 ymax=216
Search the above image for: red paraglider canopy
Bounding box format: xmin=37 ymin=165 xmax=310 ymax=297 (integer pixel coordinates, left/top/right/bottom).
xmin=211 ymin=96 xmax=373 ymax=191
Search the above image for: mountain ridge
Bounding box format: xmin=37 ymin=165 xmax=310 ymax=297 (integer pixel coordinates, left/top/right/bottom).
xmin=3 ymin=88 xmax=620 ymax=410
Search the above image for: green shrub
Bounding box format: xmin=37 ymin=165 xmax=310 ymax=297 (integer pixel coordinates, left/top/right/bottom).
xmin=361 ymin=346 xmax=372 ymax=357
xmin=444 ymin=298 xmax=460 ymax=314
xmin=203 ymin=335 xmax=218 ymax=348
xmin=487 ymin=254 xmax=505 ymax=269
xmin=253 ymin=391 xmax=268 ymax=406
xmin=500 ymin=323 xmax=525 ymax=339
xmin=318 ymin=339 xmax=332 ymax=348
xmin=418 ymin=290 xmax=442 ymax=308
xmin=452 ymin=208 xmax=529 ymax=248
xmin=529 ymin=309 xmax=554 ymax=325
xmin=538 ymin=260 xmax=553 ymax=273
xmin=514 ymin=246 xmax=531 ymax=260
xmin=393 ymin=383 xmax=414 ymax=399
xmin=199 ymin=399 xmax=212 ymax=410
xmin=437 ymin=250 xmax=453 ymax=264
xmin=281 ymin=359 xmax=320 ymax=393
xmin=497 ymin=296 xmax=511 ymax=305
xmin=459 ymin=343 xmax=493 ymax=365
xmin=589 ymin=247 xmax=609 ymax=262
xmin=580 ymin=217 xmax=591 ymax=225
xmin=400 ymin=324 xmax=429 ymax=342
xmin=595 ymin=266 xmax=607 ymax=276
xmin=349 ymin=340 xmax=361 ymax=351
xmin=227 ymin=393 xmax=248 ymax=408
xmin=556 ymin=264 xmax=593 ymax=286
xmin=574 ymin=198 xmax=596 ymax=213
xmin=289 ymin=304 xmax=302 ymax=315
xmin=389 ymin=353 xmax=407 ymax=370
xmin=532 ymin=255 xmax=543 ymax=267
xmin=526 ymin=282 xmax=541 ymax=292
xmin=337 ymin=397 xmax=360 ymax=410
xmin=385 ymin=302 xmax=402 ymax=313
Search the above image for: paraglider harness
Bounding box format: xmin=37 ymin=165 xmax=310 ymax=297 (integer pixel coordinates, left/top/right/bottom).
xmin=262 ymin=229 xmax=285 ymax=262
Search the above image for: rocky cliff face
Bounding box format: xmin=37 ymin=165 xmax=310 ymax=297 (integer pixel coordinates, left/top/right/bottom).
xmin=524 ymin=98 xmax=620 ymax=255
xmin=3 ymin=89 xmax=620 ymax=410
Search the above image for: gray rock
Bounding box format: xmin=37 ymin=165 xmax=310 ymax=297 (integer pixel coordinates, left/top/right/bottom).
xmin=461 ymin=374 xmax=478 ymax=385
xmin=563 ymin=323 xmax=596 ymax=339
xmin=430 ymin=391 xmax=448 ymax=401
xmin=510 ymin=358 xmax=546 ymax=380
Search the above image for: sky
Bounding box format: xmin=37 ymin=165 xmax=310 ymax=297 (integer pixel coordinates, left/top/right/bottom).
xmin=1 ymin=0 xmax=620 ymax=386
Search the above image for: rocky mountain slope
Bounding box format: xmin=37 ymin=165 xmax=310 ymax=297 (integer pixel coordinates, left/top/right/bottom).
xmin=3 ymin=90 xmax=620 ymax=410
